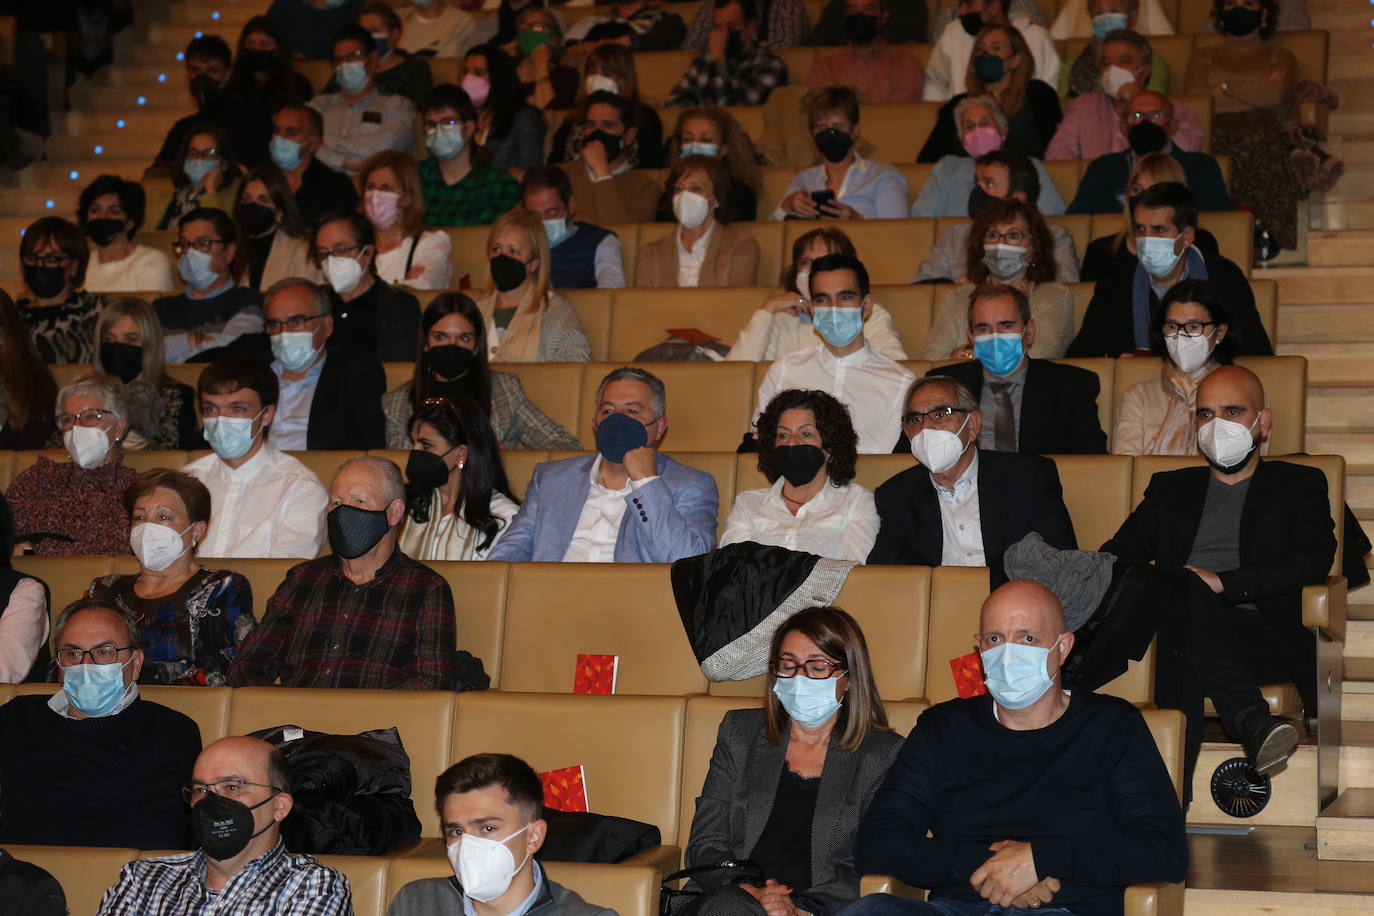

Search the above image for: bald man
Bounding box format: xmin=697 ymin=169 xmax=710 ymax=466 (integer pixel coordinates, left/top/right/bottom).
xmin=96 ymin=736 xmax=350 ymax=915
xmin=849 ymin=581 xmax=1186 ymax=916
xmin=1103 ymin=365 xmax=1335 ymax=778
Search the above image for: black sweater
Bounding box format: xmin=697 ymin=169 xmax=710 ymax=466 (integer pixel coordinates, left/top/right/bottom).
xmin=855 ymin=691 xmax=1187 ymax=916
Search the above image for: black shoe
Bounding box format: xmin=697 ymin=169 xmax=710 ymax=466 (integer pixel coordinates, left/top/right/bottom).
xmin=1242 ymin=717 xmax=1299 ymax=776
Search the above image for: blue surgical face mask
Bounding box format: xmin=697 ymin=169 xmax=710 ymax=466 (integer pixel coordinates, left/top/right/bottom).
xmin=427 ymin=124 xmax=465 ymax=161
xmin=1091 ymin=11 xmax=1129 ymax=41
xmin=204 ymin=411 xmax=263 ymax=461
xmin=543 ymin=217 xmax=569 ymax=248
xmin=178 ymin=248 xmax=221 ymax=291
xmin=183 ymin=157 xmax=220 ymax=185
xmin=812 ymin=305 xmax=864 ymax=348
xmin=972 ymin=331 xmax=1025 ymax=377
xmin=336 ymin=60 xmax=370 ymax=94
xmin=1137 ymin=234 xmax=1183 ymax=278
xmin=680 ymin=141 xmax=719 ymax=158
xmin=62 ymin=657 xmax=133 ymax=717
xmin=271 ymin=330 xmax=321 ymax=372
xmin=270 ymin=134 xmax=302 ymax=171
xmin=772 ymin=674 xmax=843 ymax=728
xmin=980 ymin=636 xmax=1062 ymax=711
xmin=594 ymin=411 xmax=656 ymax=465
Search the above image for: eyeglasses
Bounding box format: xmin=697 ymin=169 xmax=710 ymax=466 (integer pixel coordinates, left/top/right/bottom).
xmin=984 ymin=229 xmax=1027 ymax=244
xmin=265 ymin=313 xmax=325 ymax=334
xmin=425 ymin=117 xmax=461 ymax=131
xmin=56 ymin=643 xmax=135 ymax=667
xmin=182 ymin=778 xmax=283 ymax=805
xmin=22 ymin=252 xmax=73 ymax=268
xmin=311 ymin=243 xmax=365 ymax=262
xmin=172 ymin=237 xmax=226 ymax=256
xmin=185 ymin=147 xmax=221 ymax=160
xmin=772 ymin=658 xmax=846 ymax=679
xmin=332 ymin=48 xmax=369 ymax=63
xmin=1161 ymin=319 xmax=1217 ymax=339
xmin=56 ymin=407 xmax=115 ymax=431
xmin=901 ymin=405 xmax=969 ymax=430
xmin=1127 ymin=109 xmax=1170 ymax=124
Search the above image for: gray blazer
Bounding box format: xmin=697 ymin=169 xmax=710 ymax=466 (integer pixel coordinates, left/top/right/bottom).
xmin=686 ymin=708 xmax=903 ymax=916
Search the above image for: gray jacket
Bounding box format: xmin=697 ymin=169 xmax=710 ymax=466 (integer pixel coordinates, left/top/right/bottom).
xmin=387 ymin=870 xmax=617 ymax=916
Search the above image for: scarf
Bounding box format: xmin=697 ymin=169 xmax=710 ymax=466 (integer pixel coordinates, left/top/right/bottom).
xmin=476 ymin=286 xmax=547 ymax=363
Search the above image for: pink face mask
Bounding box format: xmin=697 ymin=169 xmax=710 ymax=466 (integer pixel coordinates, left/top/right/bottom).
xmin=461 ymin=73 xmax=490 ymax=109
xmin=364 ymin=189 xmax=402 ymax=229
xmin=962 ymin=126 xmax=1003 ymax=158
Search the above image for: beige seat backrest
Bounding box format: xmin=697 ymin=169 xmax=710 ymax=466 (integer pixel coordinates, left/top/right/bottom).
xmin=925 ymin=565 xmax=991 ymax=704
xmin=0 ymin=683 xmax=14 ymax=703
xmin=502 ymin=449 xmax=551 ymax=498
xmin=385 ymin=855 xmax=661 ymax=916
xmin=896 ymin=163 xmax=930 ymax=206
xmin=317 ymin=854 xmax=390 ymax=916
xmin=1045 ymin=213 xmax=1092 ymax=263
xmin=718 ymin=105 xmax=767 ymax=149
xmin=123 ymin=450 xmax=190 ymax=473
xmin=50 ymin=362 xmax=92 ymax=389
xmin=227 ymin=687 xmax=458 ymax=836
xmin=500 ymin=363 xmax=587 ymax=443
xmin=1042 ymin=161 xmax=1083 ymax=208
xmin=758 ymin=166 xmax=795 ymax=218
xmin=1050 ymin=453 xmax=1134 ymax=552
xmin=1190 ymin=29 xmax=1328 ymax=84
xmin=7 ymin=845 xmax=136 ymax=916
xmin=452 ymin=691 xmax=687 ymax=842
xmin=430 ymin=561 xmax=511 ymax=689
xmin=278 ymin=450 xmax=364 ymax=489
xmin=1141 ymin=706 xmax=1187 ymax=803
xmin=636 ymin=50 xmax=697 ymax=104
xmin=1065 ymin=280 xmax=1094 ymax=331
xmin=606 ymin=286 xmax=772 ymax=361
xmin=851 ymin=454 xmax=918 ymax=495
xmin=11 ymin=556 xmax=117 ymax=626
xmin=774 ymin=46 xmax=818 ymax=84
xmin=0 ymin=449 xmax=13 ymax=488
xmin=577 ymin=362 xmax=756 ymax=452
xmin=1249 ymin=278 xmax=1278 ymax=352
xmin=501 ymin=563 xmax=708 ymax=695
xmin=139 ymin=685 xmax=235 ymax=743
xmin=860 ymin=102 xmax=941 ymax=163
xmin=873 ymin=284 xmax=935 ymax=357
xmin=165 ymin=362 xmax=203 ymax=389
xmin=564 ymin=288 xmax=616 ymax=362
xmin=443 ymin=226 xmax=493 ymax=289
xmin=783 ymin=219 xmax=935 ymax=286
xmin=1049 ymin=356 xmax=1115 ymax=436
xmin=1197 ymin=210 xmax=1253 ymax=276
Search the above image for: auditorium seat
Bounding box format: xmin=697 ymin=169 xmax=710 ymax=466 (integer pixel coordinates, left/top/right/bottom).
xmin=501 ymin=448 xmax=552 ymax=498
xmin=605 ymin=285 xmax=770 ymax=360
xmin=782 ymin=219 xmax=936 ymax=286
xmin=0 ymin=450 xmax=12 ymax=488
xmin=4 ymin=845 xmax=134 ymax=916
xmin=858 ymin=102 xmax=942 ymax=164
xmin=563 ymin=288 xmax=616 ymax=361
xmin=1045 ymin=213 xmax=1093 ymax=262
xmin=386 ymin=857 xmax=663 ymax=916
xmin=1050 ymin=453 xmax=1134 ymax=552
xmin=635 ymin=220 xmax=784 ymax=290
xmin=497 ymin=363 xmax=587 ymax=445
xmin=317 ymin=854 xmax=389 ymax=916
xmin=383 ymin=362 xmax=412 ymax=394
xmin=14 ymin=680 xmax=236 ymax=744
xmin=874 ymin=283 xmax=935 ymax=356
xmin=576 ymin=361 xmax=756 ymax=452
xmin=430 ymin=560 xmax=510 ymax=689
xmin=11 ymin=555 xmax=117 ymax=624
xmin=1251 ymin=278 xmax=1278 ymax=349
xmin=634 ymin=50 xmax=696 ymax=104
xmin=923 ymin=565 xmax=991 ymax=705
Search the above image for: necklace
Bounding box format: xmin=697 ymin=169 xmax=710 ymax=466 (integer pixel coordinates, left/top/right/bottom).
xmin=782 ymin=489 xmax=809 ymax=507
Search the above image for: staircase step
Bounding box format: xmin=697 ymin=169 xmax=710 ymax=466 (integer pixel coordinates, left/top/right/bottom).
xmin=1343 ymin=682 xmax=1374 ymax=722
xmin=1317 ymin=788 xmax=1374 ymax=860
xmin=1307 ymin=387 xmax=1374 ymax=430
xmin=60 ymin=109 xmax=181 ymax=137
xmin=97 ymin=64 xmax=193 ymax=88
xmin=1331 ymin=80 xmax=1374 ymax=108
xmin=1307 ymin=230 xmax=1374 ymax=267
xmin=1189 ymin=743 xmax=1318 ymax=827
xmin=1328 ymin=29 xmax=1374 ymax=56
xmin=1263 ymin=266 xmax=1374 ymax=304
xmin=1330 ymin=55 xmax=1373 ymax=81
xmin=4 ymin=160 xmax=148 ymax=186
xmin=1278 ymin=304 xmax=1374 ymax=342
xmin=166 ymin=2 xmax=266 ymax=26
xmin=46 ymin=133 xmax=161 ymax=162
xmin=1348 ymin=622 xmax=1374 ymax=667
xmin=84 ymin=83 xmax=193 ymax=110
xmin=1313 ymin=198 xmax=1374 ymax=231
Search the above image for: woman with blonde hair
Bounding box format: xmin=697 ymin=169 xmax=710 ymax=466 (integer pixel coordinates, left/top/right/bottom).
xmin=477 ymin=210 xmax=591 ymax=363
xmin=92 ymin=296 xmax=199 ymax=449
xmin=359 ymin=150 xmax=453 ymax=291
xmin=663 ymin=106 xmax=762 ymax=221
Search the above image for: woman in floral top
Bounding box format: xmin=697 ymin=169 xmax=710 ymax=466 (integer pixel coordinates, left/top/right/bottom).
xmin=86 ymin=469 xmax=255 ymax=687
xmin=15 ymin=216 xmax=105 ymax=364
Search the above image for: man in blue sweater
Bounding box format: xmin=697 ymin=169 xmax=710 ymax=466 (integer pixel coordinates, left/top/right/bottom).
xmin=846 ymin=580 xmax=1187 ymax=916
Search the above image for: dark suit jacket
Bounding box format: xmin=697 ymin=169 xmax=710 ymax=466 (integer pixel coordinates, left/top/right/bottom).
xmin=867 ymin=448 xmax=1077 ymax=566
xmin=929 ymin=359 xmax=1108 ymax=454
xmin=1067 ymin=147 xmax=1233 ymax=214
xmin=1079 ymin=227 xmax=1221 ymax=286
xmin=686 ymin=708 xmax=903 ymax=916
xmin=306 ymin=345 xmax=387 ymax=450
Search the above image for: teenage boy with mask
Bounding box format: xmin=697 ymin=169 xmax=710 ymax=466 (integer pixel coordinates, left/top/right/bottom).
xmin=388 ymin=754 xmax=618 ymax=916
xmin=666 ymin=0 xmax=789 ymax=107
xmin=556 ymin=90 xmax=662 ymax=225
xmin=151 ymin=35 xmax=273 ymax=172
xmin=94 ymin=736 xmax=350 ymax=915
xmin=308 ymin=24 xmax=416 ymax=176
xmin=807 ymin=0 xmax=924 ymax=102
xmin=418 ymin=83 xmax=521 ymax=227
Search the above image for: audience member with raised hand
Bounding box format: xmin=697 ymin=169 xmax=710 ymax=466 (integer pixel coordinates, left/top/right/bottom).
xmin=924 ymin=0 xmax=1059 ymax=103
xmin=360 ymin=151 xmax=453 ymax=291
xmin=563 ymin=0 xmax=687 ymax=51
xmin=419 ymin=82 xmax=524 ymax=225
xmin=639 ymin=155 xmax=761 ymax=287
xmin=731 ymin=228 xmax=907 ymax=362
xmin=308 ymin=24 xmax=418 ymax=176
xmin=6 ymin=374 xmax=138 ymax=557
xmin=1114 ymin=280 xmax=1238 ymax=456
xmin=0 ymin=599 xmax=201 ymax=849
xmin=1051 ymin=0 xmax=1175 ymax=41
xmin=151 ymin=35 xmax=274 ymax=174
xmin=549 ymin=44 xmax=665 ymax=169
xmin=397 ymin=0 xmax=477 ymax=59
xmin=399 ymin=397 xmax=520 ymax=562
xmin=1078 ymin=149 xmax=1192 ymax=281
xmin=265 ymin=0 xmax=363 ymax=61
xmin=259 ymin=276 xmax=387 ymax=451
xmin=665 ymin=106 xmax=762 ymax=221
xmin=556 ymin=90 xmax=662 ymax=224
xmin=96 ymin=736 xmax=350 ymax=914
xmin=1053 ymin=0 xmax=1174 ymax=97
xmin=489 ymin=367 xmax=718 ymax=563
xmin=93 ymin=297 xmax=199 ymax=450
xmin=724 ymin=390 xmax=879 ymax=562
xmin=383 ymin=294 xmax=581 ymax=451
xmin=230 ymin=456 xmax=461 ymax=689
xmin=512 ymin=6 xmax=579 ymax=111
xmin=235 ymin=165 xmax=315 ymax=291
xmin=157 ymin=124 xmax=245 ymax=230
xmin=269 ymin=103 xmax=360 ymax=229
xmin=684 ymin=0 xmax=810 ymax=49
xmin=922 ymin=197 xmax=1074 ymax=359
xmin=868 ymin=375 xmax=1076 ymax=565
xmin=477 ymin=211 xmax=592 ymax=364
xmin=910 ymin=97 xmax=1066 ymax=218
xmin=755 ymin=254 xmax=914 ymax=455
xmin=773 ymin=88 xmax=908 ymax=221
xmin=0 ymin=492 xmax=49 ymax=682
xmin=520 ymin=166 xmax=627 ymax=290
xmin=1068 ymin=91 xmax=1233 ymax=213
xmin=86 ymin=469 xmax=254 ymax=687
xmin=225 ymin=16 xmax=313 ymax=112
xmin=183 ymin=356 xmax=329 ymax=559
xmin=79 ymin=176 xmax=174 ymax=294
xmin=331 ymin=2 xmax=434 ymax=107
xmin=683 ymin=607 xmax=899 ymax=916
xmin=15 ymin=217 xmax=104 ymax=363
xmin=807 ymin=0 xmax=925 ymax=103
xmin=461 ymin=47 xmax=547 ymax=170
xmin=0 ymin=291 xmax=58 ymax=449
xmin=920 ymin=24 xmax=1062 ymax=161
xmin=667 ymin=0 xmax=790 ymax=108
xmin=1069 ymin=182 xmax=1269 ymax=357
xmin=155 ymin=208 xmax=266 ymax=364
xmin=311 ymin=208 xmax=421 ymax=362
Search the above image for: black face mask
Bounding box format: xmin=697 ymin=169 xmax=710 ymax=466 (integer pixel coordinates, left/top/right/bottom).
xmin=406 ymin=448 xmax=454 ymax=490
xmin=959 ymin=10 xmax=985 ymax=36
xmin=843 ymin=12 xmax=880 ymax=44
xmin=424 ymin=343 xmax=476 ymax=380
xmin=725 ymin=28 xmax=746 ymax=60
xmin=327 ymin=504 xmax=392 ymax=559
xmin=814 ymin=127 xmax=854 ymax=164
xmin=100 ymin=341 xmax=144 ymax=384
xmin=583 ymin=129 xmax=624 ymax=162
xmin=1219 ymin=6 xmax=1262 ymax=36
xmin=1127 ymin=120 xmax=1169 ymax=155
xmin=238 ymin=202 xmax=278 ymax=238
xmin=190 ymin=72 xmax=223 ymax=108
xmin=23 ymin=263 xmax=68 ymax=299
xmin=772 ymin=444 xmax=827 ymax=488
xmin=84 ymin=218 xmax=126 ymax=247
xmin=191 ymin=791 xmax=277 ymax=862
xmin=489 ymin=254 xmax=528 ymax=293
xmin=238 ymin=48 xmax=277 ymax=76
xmin=967 ymin=185 xmax=997 ymax=220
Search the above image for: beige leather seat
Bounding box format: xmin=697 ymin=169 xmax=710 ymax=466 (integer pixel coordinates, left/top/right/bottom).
xmin=1249 ymin=279 xmax=1278 ymax=353
xmin=385 ymin=856 xmax=662 ymax=916
xmin=859 ymin=102 xmax=941 ymax=163
xmin=317 ymin=854 xmax=389 ymax=916
xmin=576 ymin=362 xmax=756 ymax=453
xmin=564 ymin=288 xmax=616 ymax=362
xmin=634 ymin=50 xmax=696 ymax=104
xmin=502 ymin=449 xmax=551 ymax=499
xmin=430 ymin=560 xmax=511 ymax=689
xmin=1043 ymin=161 xmax=1084 ymax=208
xmin=1045 ymin=213 xmax=1093 ymax=263
xmin=10 ymin=556 xmax=117 ymax=625
xmin=872 ymin=284 xmax=935 ymax=356
xmin=783 ymin=219 xmax=936 ymax=286
xmin=0 ymin=449 xmax=13 ymax=488
xmin=605 ymin=286 xmax=772 ymax=361
xmin=924 ymin=565 xmax=992 ymax=705
xmin=1049 ymin=453 xmax=1134 ymax=552
xmin=165 ymin=363 xmax=203 ymax=389
xmin=2 ymin=845 xmax=136 ymax=916
xmin=498 ymin=364 xmax=587 ymax=444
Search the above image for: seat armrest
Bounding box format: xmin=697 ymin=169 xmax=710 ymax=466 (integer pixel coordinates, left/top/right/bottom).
xmin=1302 ymin=576 xmax=1347 ymax=641
xmin=860 ymin=876 xmax=927 ymax=899
xmin=1125 ymin=880 xmax=1185 ymax=916
xmin=619 ymin=844 xmax=681 ymax=876
xmin=1298 ymin=99 xmax=1331 ymax=138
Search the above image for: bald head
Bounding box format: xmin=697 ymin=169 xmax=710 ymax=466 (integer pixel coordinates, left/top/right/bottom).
xmin=1198 ymin=364 xmax=1264 ymax=413
xmin=979 ymin=580 xmax=1065 ymax=639
xmin=194 ymin=736 xmax=286 ymax=790
xmin=1121 ymin=90 xmax=1174 ymax=139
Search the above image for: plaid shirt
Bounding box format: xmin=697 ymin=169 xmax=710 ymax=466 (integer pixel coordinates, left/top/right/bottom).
xmin=228 ymin=549 xmax=459 ymax=690
xmin=684 ymin=0 xmax=810 ymax=48
xmin=96 ymin=841 xmax=350 ymax=916
xmin=420 ymin=159 xmax=520 ymax=227
xmin=666 ymin=47 xmax=789 ymax=108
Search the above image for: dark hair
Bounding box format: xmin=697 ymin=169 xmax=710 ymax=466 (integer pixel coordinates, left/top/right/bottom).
xmin=198 ymin=354 xmax=280 ymax=409
xmin=0 ymin=289 xmax=56 ymax=443
xmin=0 ymin=490 xmax=14 ymax=563
xmin=715 ymin=0 xmax=759 ymax=22
xmin=78 ymin=175 xmax=147 ymax=239
xmin=172 ymin=121 xmax=242 ymax=190
xmin=1152 ymin=279 xmax=1238 ymax=364
xmin=413 ymin=293 xmax=493 ymax=414
xmin=21 ymin=216 xmax=89 ymax=290
xmin=185 ymin=34 xmax=232 ymax=69
xmin=584 ymin=89 xmax=636 ymax=130
xmin=756 ymin=389 xmax=859 ymax=486
xmin=236 ymin=164 xmax=309 ymax=242
xmin=462 ymin=44 xmax=525 ymax=144
xmin=274 ymin=101 xmax=325 ymax=139
xmin=406 ymin=397 xmax=515 ymax=551
xmin=810 ymin=252 xmax=869 ymax=299
xmin=122 ymin=468 xmax=213 ymax=525
xmin=665 ymin=154 xmax=734 ymax=223
xmin=435 ymin=753 xmax=544 ymax=820
xmin=519 ymin=164 xmax=573 ymax=206
xmin=967 ymin=281 xmax=1032 ymax=326
xmin=975 ymin=148 xmax=1040 ymax=203
xmin=312 ymin=209 xmax=376 ymax=274
xmin=583 ymin=43 xmax=642 ymax=105
xmin=331 ymin=23 xmax=375 ymax=56
xmin=806 ymin=86 xmax=861 ymax=129
xmin=1132 ymin=181 xmax=1198 ymax=233
xmin=266 ymin=747 xmax=291 ymax=794
xmin=1212 ymin=0 xmax=1279 ymax=39
xmin=965 ymin=196 xmax=1056 ymax=285
xmin=781 ymin=227 xmax=855 ymax=292
xmin=421 ymin=82 xmax=478 ymax=122
xmin=226 ymin=15 xmax=302 ymax=97
xmin=361 ymin=1 xmax=402 ymax=34
xmin=178 ymin=206 xmax=245 ymax=283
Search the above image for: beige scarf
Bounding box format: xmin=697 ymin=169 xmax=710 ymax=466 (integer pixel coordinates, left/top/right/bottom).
xmin=1145 ymin=360 xmax=1217 ymax=455
xmin=476 ymin=287 xmax=547 ymax=364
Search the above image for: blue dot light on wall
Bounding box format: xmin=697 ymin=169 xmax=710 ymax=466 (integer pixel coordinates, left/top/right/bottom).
xmin=176 ymin=52 xmax=185 ymax=61
xmin=157 ymin=73 xmax=167 ymax=83
xmin=94 ymin=145 xmax=105 ymax=155
xmin=137 ymin=96 xmax=147 ymax=106
xmin=69 ymin=170 xmax=79 ymax=180
xmin=44 ymin=200 xmax=54 ymax=209
xmin=116 ymin=119 xmax=126 ymax=129
xmin=194 ymin=31 xmax=203 ymax=38
xmin=212 ymin=10 xmax=221 ymax=19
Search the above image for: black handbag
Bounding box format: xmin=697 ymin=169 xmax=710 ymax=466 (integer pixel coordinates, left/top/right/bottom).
xmin=660 ymin=860 xmax=765 ymax=916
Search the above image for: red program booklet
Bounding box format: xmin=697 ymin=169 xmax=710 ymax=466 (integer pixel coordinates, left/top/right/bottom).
xmin=574 ymin=654 xmax=619 ymax=694
xmin=540 ymin=765 xmax=589 ymax=812
xmin=950 ymin=651 xmax=989 ymax=699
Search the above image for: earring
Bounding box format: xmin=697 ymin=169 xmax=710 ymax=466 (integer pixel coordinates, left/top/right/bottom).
xmin=458 ymin=460 xmax=465 ymax=469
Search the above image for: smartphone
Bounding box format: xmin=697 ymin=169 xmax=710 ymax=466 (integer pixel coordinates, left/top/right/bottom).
xmin=810 ymin=189 xmax=836 ymax=212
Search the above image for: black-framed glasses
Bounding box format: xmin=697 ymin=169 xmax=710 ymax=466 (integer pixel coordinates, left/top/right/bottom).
xmin=424 ymin=117 xmax=462 ymax=131
xmin=21 ymin=253 xmax=73 ymax=268
xmin=901 ymin=405 xmax=969 ymax=430
xmin=182 ymin=778 xmax=283 ymax=805
xmin=56 ymin=408 xmax=115 ymax=431
xmin=983 ymin=228 xmax=1027 ymax=244
xmin=311 ymin=243 xmax=365 ymax=262
xmin=1161 ymin=320 xmax=1217 ymax=339
xmin=172 ymin=237 xmax=226 ymax=256
xmin=265 ymin=313 xmax=325 ymax=334
xmin=56 ymin=643 xmax=135 ymax=667
xmin=772 ymin=659 xmax=846 ymax=679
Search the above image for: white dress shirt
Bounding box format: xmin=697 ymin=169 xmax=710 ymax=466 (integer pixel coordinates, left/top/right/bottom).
xmin=269 ymin=355 xmax=326 ymax=451
xmin=935 ymin=450 xmax=985 ymax=566
xmin=728 ymin=302 xmax=908 ymax=362
xmin=375 ymin=230 xmax=454 ymax=290
xmin=0 ymin=578 xmax=48 ymax=683
xmin=676 ymin=222 xmax=716 ymax=287
xmin=756 ymin=342 xmax=916 ymax=454
xmin=769 ymin=154 xmax=910 ymax=220
xmin=183 ymin=442 xmax=329 ymax=559
xmin=562 ymin=456 xmax=660 ymax=562
xmin=721 ymin=478 xmax=879 ymax=563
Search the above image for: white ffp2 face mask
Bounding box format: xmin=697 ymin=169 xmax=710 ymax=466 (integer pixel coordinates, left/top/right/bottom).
xmin=672 ymin=190 xmax=712 ymax=230
xmin=1165 ymin=332 xmax=1214 ymax=373
xmin=130 ymin=522 xmax=194 ymax=571
xmin=64 ymin=425 xmax=112 ymax=469
xmin=449 ymin=823 xmax=532 ymax=903
xmin=1197 ymin=415 xmax=1259 ymax=472
xmin=909 ymin=413 xmax=971 ymax=474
